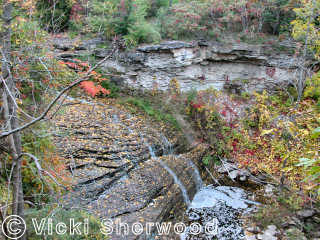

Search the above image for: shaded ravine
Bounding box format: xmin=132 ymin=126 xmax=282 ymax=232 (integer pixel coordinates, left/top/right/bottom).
xmin=52 ymin=98 xmax=259 ymax=240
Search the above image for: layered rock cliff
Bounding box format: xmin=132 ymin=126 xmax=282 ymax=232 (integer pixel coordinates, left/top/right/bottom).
xmin=97 ymin=40 xmax=305 ymax=93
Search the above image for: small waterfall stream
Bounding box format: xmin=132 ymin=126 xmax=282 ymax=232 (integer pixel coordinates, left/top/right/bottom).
xmin=186 ymin=157 xmax=204 ymax=191
xmin=147 ymin=144 xmax=191 ymax=207
xmin=160 ymin=135 xmax=204 ymax=191
xmin=149 ymin=135 xmax=259 ymax=240
xmin=112 ymin=113 xmax=259 ymax=240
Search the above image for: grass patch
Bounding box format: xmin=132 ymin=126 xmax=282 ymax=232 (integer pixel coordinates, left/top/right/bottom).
xmin=25 ymin=207 xmax=106 ymax=239
xmin=121 ymin=97 xmax=180 ymax=130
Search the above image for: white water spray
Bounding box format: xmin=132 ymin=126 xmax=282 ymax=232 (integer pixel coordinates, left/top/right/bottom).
xmin=147 ymin=145 xmax=191 ymax=207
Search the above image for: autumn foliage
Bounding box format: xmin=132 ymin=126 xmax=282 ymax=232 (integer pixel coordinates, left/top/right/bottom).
xmin=79 ymin=81 xmax=110 ymax=97
xmin=181 ymin=87 xmax=319 ymax=197
xmin=59 ymin=59 xmax=110 ymax=97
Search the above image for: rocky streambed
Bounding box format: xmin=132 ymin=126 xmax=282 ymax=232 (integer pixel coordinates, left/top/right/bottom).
xmin=52 ymin=97 xmax=261 ymax=240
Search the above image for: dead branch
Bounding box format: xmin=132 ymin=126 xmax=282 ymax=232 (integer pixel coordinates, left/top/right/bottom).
xmin=204 ymin=166 xmax=221 ymax=186
xmin=19 ymin=152 xmax=66 ymax=189
xmin=0 ymin=47 xmax=116 ymax=139
xmin=218 ymin=156 xmax=235 ymax=182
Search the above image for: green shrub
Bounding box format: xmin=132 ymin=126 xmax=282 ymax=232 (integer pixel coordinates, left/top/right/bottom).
xmin=124 ymin=21 xmax=161 ymax=46
xmin=147 ymin=0 xmax=175 ymax=17
xmin=296 ymin=126 xmax=320 ymax=195
xmin=88 ymin=0 xmax=161 ymax=45
xmin=25 ymin=207 xmax=105 ymax=239
xmin=186 ymin=89 xmax=197 ymax=104
xmin=36 ymin=0 xmax=72 ymax=32
xmin=68 ymin=20 xmax=85 ymax=35
xmin=87 ymin=0 xmax=117 ymax=37
xmin=304 ymin=72 xmax=320 ymax=102
xmin=101 ymin=81 xmax=120 ymax=98
xmin=21 ymin=123 xmax=56 ymax=204
xmin=110 ymin=0 xmax=136 ymax=36
xmin=262 ymin=0 xmax=297 ymax=35
xmin=0 ymin=123 xmax=58 ymax=205
xmin=11 ymin=19 xmax=47 ymax=48
xmin=123 ymin=97 xmax=180 ymax=129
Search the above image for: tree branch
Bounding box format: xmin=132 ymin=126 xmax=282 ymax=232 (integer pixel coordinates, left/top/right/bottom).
xmin=0 ymin=49 xmax=115 ymax=139
xmin=19 ymin=152 xmax=66 ymax=189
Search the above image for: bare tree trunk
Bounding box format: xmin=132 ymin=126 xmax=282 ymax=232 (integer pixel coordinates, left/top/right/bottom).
xmin=1 ymin=1 xmax=26 ymax=239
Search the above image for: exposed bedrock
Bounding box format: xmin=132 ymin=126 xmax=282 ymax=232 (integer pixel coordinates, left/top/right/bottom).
xmin=53 ymin=100 xmax=205 ymax=240
xmin=97 ymin=40 xmax=310 ymax=93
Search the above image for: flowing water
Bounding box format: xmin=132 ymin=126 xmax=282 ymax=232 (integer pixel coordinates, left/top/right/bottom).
xmin=112 ymin=114 xmax=120 ymax=123
xmin=112 ymin=113 xmax=259 ymax=240
xmin=147 ymin=144 xmax=191 ymax=207
xmin=186 ymin=157 xmax=204 ymax=191
xmin=155 ymin=136 xmax=259 ymax=240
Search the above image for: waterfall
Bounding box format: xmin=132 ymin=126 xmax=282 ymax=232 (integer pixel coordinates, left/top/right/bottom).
xmin=161 ymin=135 xmax=203 ymax=193
xmin=161 ymin=134 xmax=173 ymax=155
xmin=152 ymin=136 xmax=260 ymax=240
xmin=185 ymin=158 xmax=204 ymax=191
xmin=147 ymin=145 xmax=156 ymax=158
xmin=158 ymin=160 xmax=191 ymax=207
xmin=113 ymin=114 xmax=259 ymax=239
xmin=147 ymin=144 xmax=191 ymax=207
xmin=112 ymin=114 xmax=119 ymax=123
xmin=112 ymin=113 xmax=134 ymax=133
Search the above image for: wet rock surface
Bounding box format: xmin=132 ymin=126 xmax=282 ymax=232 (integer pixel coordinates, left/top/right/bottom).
xmin=50 ymin=96 xmax=271 ymax=240
xmin=256 ymin=225 xmax=278 ymax=240
xmin=52 ymin=98 xmax=205 ymax=240
xmin=181 ymin=186 xmax=259 ymax=240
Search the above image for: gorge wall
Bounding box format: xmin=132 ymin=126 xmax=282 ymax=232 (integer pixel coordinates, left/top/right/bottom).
xmin=97 ymin=40 xmax=303 ymax=93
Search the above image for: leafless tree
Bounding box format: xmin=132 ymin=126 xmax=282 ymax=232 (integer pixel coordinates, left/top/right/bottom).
xmin=1 ymin=1 xmax=26 ymax=239
xmin=0 ymin=2 xmax=117 ymax=238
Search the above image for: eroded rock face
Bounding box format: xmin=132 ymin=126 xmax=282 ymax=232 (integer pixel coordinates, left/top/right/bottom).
xmin=100 ymin=40 xmax=305 ymax=93
xmin=52 ymin=98 xmax=205 ymax=240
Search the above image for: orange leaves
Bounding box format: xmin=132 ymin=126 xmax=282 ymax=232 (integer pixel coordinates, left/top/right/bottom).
xmin=80 ymin=81 xmax=98 ymax=97
xmin=16 ymin=82 xmax=22 ymax=89
xmin=58 ymin=59 xmax=110 ymax=97
xmin=57 ymin=60 xmax=65 ymax=66
xmin=42 ymin=78 xmax=50 ymax=84
xmin=79 ymin=81 xmax=109 ymax=97
xmin=60 ymin=59 xmax=89 ymax=72
xmin=63 ymin=61 xmax=78 ymax=70
xmin=97 ymin=85 xmax=110 ymax=95
xmin=59 ymin=59 xmax=104 ymax=81
xmin=79 ymin=62 xmax=89 ymax=68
